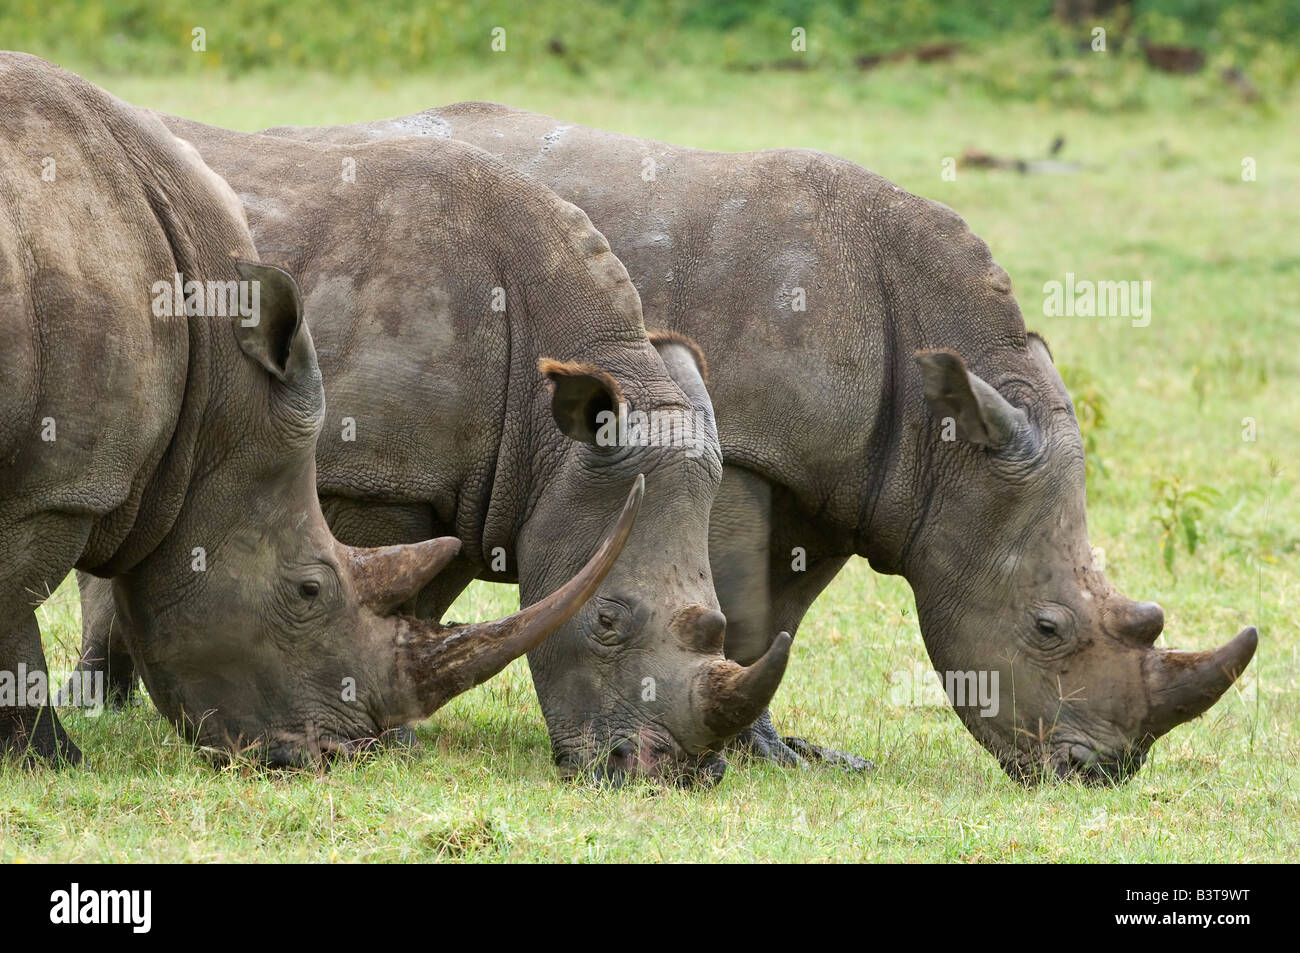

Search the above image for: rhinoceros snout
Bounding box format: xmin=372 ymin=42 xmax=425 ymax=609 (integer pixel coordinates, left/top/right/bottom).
xmin=670 ymin=605 xmax=727 ymax=655
xmin=1105 ymin=598 xmax=1165 ymax=646
xmin=997 ymin=736 xmax=1150 ymax=787
xmin=1054 ymin=744 xmax=1148 ymax=786
xmin=558 ymin=727 xmax=728 ymax=788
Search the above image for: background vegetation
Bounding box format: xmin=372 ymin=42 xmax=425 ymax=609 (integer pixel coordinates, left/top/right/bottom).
xmin=2 ymin=0 xmax=1296 ymax=861
xmin=6 ymin=0 xmax=1299 ymax=84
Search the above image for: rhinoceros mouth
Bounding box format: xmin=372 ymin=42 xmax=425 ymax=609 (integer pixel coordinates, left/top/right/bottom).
xmin=553 ymin=725 xmax=728 ymax=788
xmin=997 ymin=738 xmax=1148 ymax=787
xmin=1053 ymin=742 xmax=1147 ymax=785
xmin=558 ymin=753 xmax=728 ymax=789
xmin=195 ymin=721 xmax=400 ymax=770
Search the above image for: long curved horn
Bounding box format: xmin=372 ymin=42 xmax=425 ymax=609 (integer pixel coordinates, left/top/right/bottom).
xmin=694 ymin=632 xmax=793 ymax=741
xmin=1142 ymin=626 xmax=1257 ymax=738
xmin=398 ymin=475 xmax=644 ymax=716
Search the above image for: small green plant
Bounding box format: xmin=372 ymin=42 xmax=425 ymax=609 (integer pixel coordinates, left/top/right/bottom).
xmin=1151 ymin=476 xmax=1221 ymax=577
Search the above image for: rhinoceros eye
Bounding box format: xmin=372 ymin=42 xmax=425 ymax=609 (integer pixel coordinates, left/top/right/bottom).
xmin=299 ymin=580 xmax=321 ymax=600
xmin=1035 ymin=618 xmax=1059 ymax=638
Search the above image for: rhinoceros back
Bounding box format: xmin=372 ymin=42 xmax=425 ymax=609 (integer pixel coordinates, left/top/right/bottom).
xmin=262 ymin=103 xmax=1025 ymax=498
xmin=0 ymin=54 xmax=253 ymax=549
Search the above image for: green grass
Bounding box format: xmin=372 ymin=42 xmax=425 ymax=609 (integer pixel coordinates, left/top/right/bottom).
xmin=2 ymin=55 xmax=1297 ymax=862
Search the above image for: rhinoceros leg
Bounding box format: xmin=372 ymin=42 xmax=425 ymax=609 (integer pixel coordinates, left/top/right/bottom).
xmin=710 ymin=466 xmax=871 ymax=770
xmin=0 ymin=516 xmax=89 ymax=767
xmin=411 ymin=558 xmax=484 ymax=621
xmin=709 ymin=466 xmax=774 ymax=666
xmin=709 ymin=467 xmax=802 ymax=766
xmin=766 ymin=552 xmax=872 ymax=771
xmin=0 ymin=612 xmax=83 ymax=766
xmin=72 ymin=572 xmax=137 ymax=708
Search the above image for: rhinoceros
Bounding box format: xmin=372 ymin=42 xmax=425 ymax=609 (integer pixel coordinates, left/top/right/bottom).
xmin=77 ymin=111 xmax=790 ymax=784
xmin=262 ymin=102 xmax=1259 ymax=783
xmin=0 ymin=55 xmax=639 ymax=770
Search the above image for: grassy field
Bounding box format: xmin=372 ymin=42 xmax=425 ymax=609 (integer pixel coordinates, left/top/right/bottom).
xmin=2 ymin=53 xmax=1297 ymax=862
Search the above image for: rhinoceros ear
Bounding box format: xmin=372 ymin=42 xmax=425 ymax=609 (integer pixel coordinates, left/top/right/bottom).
xmin=539 ymin=357 xmax=623 ymax=446
xmin=914 ymin=349 xmax=1025 ymax=448
xmin=651 ymin=331 xmax=712 ymax=408
xmin=232 ymin=260 xmax=310 ymax=383
xmin=1026 ymin=331 xmax=1054 ymax=365
xmin=649 ymin=330 xmax=708 ymax=385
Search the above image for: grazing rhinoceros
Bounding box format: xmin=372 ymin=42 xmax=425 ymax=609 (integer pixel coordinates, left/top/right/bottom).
xmin=263 ymin=102 xmax=1259 ymax=783
xmin=77 ymin=113 xmax=789 ymax=785
xmin=0 ymin=54 xmax=639 ymax=770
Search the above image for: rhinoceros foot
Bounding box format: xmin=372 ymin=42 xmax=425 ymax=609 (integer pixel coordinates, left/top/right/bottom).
xmin=725 ymin=707 xmax=874 ymax=772
xmin=100 ymin=664 xmax=139 ymax=711
xmin=378 ymin=724 xmax=421 ymax=754
xmin=781 ymin=735 xmax=874 ymax=773
xmin=0 ymin=706 xmax=85 ymax=769
xmin=58 ymin=659 xmax=137 ymax=711
xmin=725 ymin=708 xmax=809 ymax=768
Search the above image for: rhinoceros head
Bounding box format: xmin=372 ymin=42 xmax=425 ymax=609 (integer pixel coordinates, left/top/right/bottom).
xmin=114 ymin=261 xmax=640 ymax=766
xmin=908 ymin=336 xmax=1255 ymax=784
xmin=520 ymin=334 xmax=787 ymax=786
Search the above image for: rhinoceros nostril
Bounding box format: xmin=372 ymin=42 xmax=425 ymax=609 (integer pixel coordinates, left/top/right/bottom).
xmin=696 ymin=610 xmax=726 ymax=648
xmin=1124 ymin=601 xmax=1164 ymax=645
xmin=671 ymin=606 xmax=726 ymax=655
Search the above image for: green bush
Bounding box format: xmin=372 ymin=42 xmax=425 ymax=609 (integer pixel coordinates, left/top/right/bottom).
xmin=6 ymin=0 xmax=1296 ymax=92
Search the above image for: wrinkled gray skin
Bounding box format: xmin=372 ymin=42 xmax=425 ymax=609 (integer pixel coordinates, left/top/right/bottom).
xmin=264 ymin=103 xmax=1259 ymax=783
xmin=79 ymin=114 xmax=792 ymax=785
xmin=0 ymin=55 xmax=634 ymax=771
